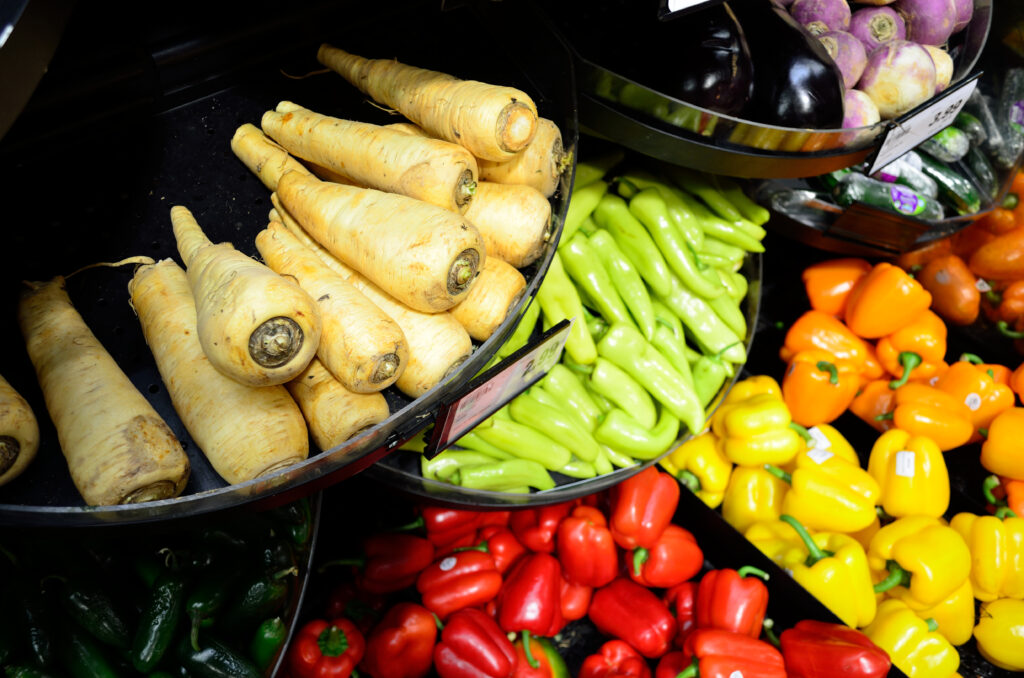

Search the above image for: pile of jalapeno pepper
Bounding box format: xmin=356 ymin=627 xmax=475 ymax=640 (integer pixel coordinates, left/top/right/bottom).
xmin=405 ymin=148 xmax=768 ymax=494
xmin=0 ymin=497 xmax=314 ymax=678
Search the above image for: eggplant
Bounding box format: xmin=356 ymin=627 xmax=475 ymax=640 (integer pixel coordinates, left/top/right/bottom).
xmin=729 ymin=0 xmax=846 ymax=129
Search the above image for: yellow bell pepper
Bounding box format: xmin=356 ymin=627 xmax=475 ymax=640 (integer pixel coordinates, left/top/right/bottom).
xmin=867 ymin=428 xmax=950 ymax=519
xmin=780 ymin=514 xmax=878 ymax=628
xmin=766 ymin=460 xmax=880 ymax=534
xmin=981 ymin=407 xmax=1024 ymax=480
xmin=863 ymin=598 xmax=960 ymax=678
xmin=974 ymin=598 xmax=1024 ymax=671
xmin=782 ymin=422 xmax=859 ymax=473
xmin=660 ymin=431 xmax=732 ymax=509
xmin=744 ymin=519 xmax=806 ymax=569
xmin=721 ymin=465 xmax=788 ymax=533
xmin=889 ymin=579 xmax=975 ymax=646
xmin=721 ymin=374 xmax=783 ymax=405
xmin=869 ymin=516 xmax=972 ymax=607
xmin=850 ymin=513 xmax=882 ymax=553
xmin=949 ymin=511 xmax=1024 ymax=602
xmin=712 ymin=393 xmax=803 ymax=467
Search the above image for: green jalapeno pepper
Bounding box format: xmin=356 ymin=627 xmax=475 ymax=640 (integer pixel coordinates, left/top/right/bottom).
xmin=249 ymin=617 xmax=287 ymax=672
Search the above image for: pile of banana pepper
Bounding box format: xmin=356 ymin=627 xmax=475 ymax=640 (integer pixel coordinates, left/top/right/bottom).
xmin=404 ymin=149 xmax=766 ymax=493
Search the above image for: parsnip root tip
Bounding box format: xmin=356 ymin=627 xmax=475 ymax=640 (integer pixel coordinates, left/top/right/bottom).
xmin=373 ymin=354 xmax=401 ymax=384
xmin=249 ymin=317 xmax=305 ymax=368
xmin=457 ymin=171 xmax=477 ymax=208
xmin=0 ymin=436 xmax=18 ymax=476
xmin=499 ymin=101 xmax=539 ymax=153
xmin=449 ymin=249 xmax=481 ymax=294
xmin=442 ymin=355 xmax=470 ymax=380
xmin=121 ymin=481 xmax=180 ymax=504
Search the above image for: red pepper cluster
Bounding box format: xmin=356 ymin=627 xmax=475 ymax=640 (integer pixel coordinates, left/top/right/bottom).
xmin=286 ymin=468 xmax=890 ymax=678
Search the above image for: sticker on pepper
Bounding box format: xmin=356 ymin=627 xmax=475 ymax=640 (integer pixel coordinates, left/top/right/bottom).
xmin=895 ymin=451 xmax=916 ymax=478
xmin=965 ymin=393 xmax=982 ymax=411
xmin=807 ymin=448 xmax=834 ymax=465
xmin=807 ymin=426 xmax=831 ymax=450
xmin=890 ymin=186 xmax=927 ymax=216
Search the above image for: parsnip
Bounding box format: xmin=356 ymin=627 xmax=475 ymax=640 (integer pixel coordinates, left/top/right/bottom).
xmin=17 ymin=277 xmax=190 ymax=505
xmin=450 ymin=256 xmax=527 ymax=341
xmin=230 ymin=123 xmax=313 ymax=191
xmin=286 ymin=359 xmax=389 ymax=452
xmin=477 ymin=118 xmax=567 ymax=198
xmin=0 ymin=373 xmax=39 ymax=487
xmin=129 ymin=259 xmax=309 ymax=484
xmin=463 ymin=181 xmax=552 ymax=268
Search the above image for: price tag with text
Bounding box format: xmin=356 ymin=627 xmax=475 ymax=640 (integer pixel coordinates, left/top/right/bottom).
xmin=423 ymin=319 xmax=572 ymax=458
xmin=867 ymin=74 xmax=980 ymax=175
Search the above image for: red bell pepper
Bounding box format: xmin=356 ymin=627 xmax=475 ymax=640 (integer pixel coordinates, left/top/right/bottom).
xmin=512 ymin=635 xmax=570 ymax=678
xmin=324 ymin=581 xmax=387 ymax=634
xmin=481 ymin=510 xmax=512 ymax=528
xmin=579 ymin=640 xmax=652 ymax=678
xmin=414 ymin=506 xmax=485 ymax=548
xmin=323 ymin=533 xmax=435 ymax=595
xmin=289 ymin=617 xmax=366 ymax=678
xmin=629 ymin=524 xmax=703 ymax=589
xmin=496 ymin=552 xmax=565 ymax=645
xmin=588 ymin=577 xmax=677 ymax=659
xmin=680 ymin=629 xmax=786 ymax=678
xmin=662 ymin=581 xmax=699 ymax=648
xmin=779 ymin=620 xmax=891 ymax=678
xmin=655 ymin=651 xmax=690 ymax=678
xmin=478 ymin=525 xmax=528 ymax=575
xmin=695 ymin=567 xmax=770 ymax=638
xmin=556 ymin=505 xmax=619 ymax=588
xmin=434 ymin=608 xmax=518 ymax=678
xmin=417 ymin=547 xmax=503 ymax=620
xmin=359 ymin=602 xmax=438 ymax=678
xmin=609 ymin=468 xmax=680 ymax=550
xmin=509 ymin=502 xmax=574 ymax=553
xmin=560 ymin=576 xmax=593 ymax=622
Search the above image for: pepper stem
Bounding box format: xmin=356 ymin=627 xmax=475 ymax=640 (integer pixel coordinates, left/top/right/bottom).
xmin=453 ymin=542 xmax=490 ymax=554
xmin=780 ymin=514 xmax=829 ymax=566
xmin=997 ymin=321 xmax=1024 ymax=339
xmin=874 ymin=412 xmax=894 ymax=421
xmin=762 ymin=618 xmax=781 ymax=648
xmin=816 ymin=360 xmax=839 ymax=385
xmin=789 ymin=422 xmax=812 ymax=444
xmin=433 ymin=613 xmax=444 ymax=631
xmin=983 ymin=475 xmax=1004 ymax=507
xmin=889 ymin=352 xmax=922 ymax=389
xmin=960 ymin=353 xmax=984 ymax=365
xmin=737 ymin=565 xmax=770 ymax=581
xmin=996 ymin=506 xmax=1018 ymax=519
xmin=926 ymin=618 xmax=939 ymax=633
xmin=318 ymin=624 xmax=350 ymax=657
xmin=522 ymin=631 xmax=539 ymax=670
xmin=873 ymin=560 xmax=911 ymax=594
xmin=763 ymin=464 xmax=792 ymax=485
xmin=678 ymin=470 xmax=702 ymax=493
xmin=391 ymin=516 xmax=425 ymax=532
xmin=633 ymin=548 xmax=649 ymax=577
xmin=676 ymin=658 xmax=699 ymax=678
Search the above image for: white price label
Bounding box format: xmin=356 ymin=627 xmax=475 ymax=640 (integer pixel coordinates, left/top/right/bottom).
xmin=976 ymin=279 xmax=992 ymax=293
xmin=895 ymin=450 xmax=916 ymax=478
xmin=807 ymin=448 xmax=835 ymax=465
xmin=868 ymin=75 xmax=980 ymax=175
xmin=667 ymin=0 xmax=716 ymax=11
xmin=965 ymin=393 xmax=982 ymax=411
xmin=439 ymin=557 xmax=457 ymax=571
xmin=808 ymin=426 xmax=832 ymax=450
xmin=729 ymin=672 xmax=745 ymax=678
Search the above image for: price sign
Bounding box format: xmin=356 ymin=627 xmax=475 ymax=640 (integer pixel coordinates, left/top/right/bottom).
xmin=867 ymin=74 xmax=981 ymax=175
xmin=659 ymin=0 xmax=725 ymax=20
xmin=423 ymin=319 xmax=572 ymax=458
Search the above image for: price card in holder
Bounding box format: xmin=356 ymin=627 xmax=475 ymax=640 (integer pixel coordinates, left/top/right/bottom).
xmin=867 ymin=73 xmax=981 ymax=175
xmin=423 ymin=319 xmax=572 ymax=458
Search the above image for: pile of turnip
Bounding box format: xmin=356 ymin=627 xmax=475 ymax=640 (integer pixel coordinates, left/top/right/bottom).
xmin=781 ymin=0 xmax=974 ymax=125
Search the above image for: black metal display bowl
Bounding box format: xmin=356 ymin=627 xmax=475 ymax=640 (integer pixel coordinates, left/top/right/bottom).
xmin=367 ymin=252 xmax=763 ymax=508
xmin=0 ymin=0 xmax=577 ymax=526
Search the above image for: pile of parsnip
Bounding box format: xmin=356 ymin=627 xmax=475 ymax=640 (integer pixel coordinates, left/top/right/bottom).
xmin=1 ymin=44 xmax=568 ymax=507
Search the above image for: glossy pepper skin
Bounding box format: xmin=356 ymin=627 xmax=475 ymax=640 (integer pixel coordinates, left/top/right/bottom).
xmin=782 ymin=349 xmax=860 ymax=427
xmin=359 ymin=603 xmax=437 ymax=678
xmin=779 ymin=620 xmax=891 ymax=678
xmin=916 ymin=255 xmax=980 ymax=326
xmin=588 ymin=578 xmax=677 ymax=659
xmin=536 ymin=251 xmax=597 ymax=365
xmin=496 ymin=552 xmax=564 ymax=638
xmin=509 ymin=503 xmax=573 ymax=554
xmin=969 ymin=224 xmax=1024 ymax=280
xmin=681 ymin=628 xmax=787 ymax=678
xmin=579 ymin=640 xmax=651 ymax=678
xmin=608 ymin=467 xmax=680 ymax=550
xmin=849 ymin=380 xmax=898 ymax=433
xmin=801 ymin=258 xmax=873 ymax=317
xmin=935 ymin=360 xmax=1015 ymax=435
xmin=696 ymin=567 xmax=769 ymax=638
xmin=557 ymin=506 xmax=619 ymax=589
xmin=868 ymin=516 xmax=972 ymax=608
xmin=890 ymin=383 xmax=974 ymax=452
xmin=721 ymin=466 xmax=788 ymax=533
xmin=434 ymin=608 xmax=518 ymax=678
xmin=781 ymin=423 xmax=858 ymax=473
xmin=867 ymin=428 xmax=950 ymax=520
xmin=629 ymin=524 xmax=703 ymax=589
xmin=779 ymin=310 xmax=870 ymax=373
xmin=352 ymin=533 xmax=435 ymax=595
xmin=862 ymin=599 xmax=959 ymax=678
xmin=875 ymin=310 xmax=948 ymax=388
xmin=973 ymin=598 xmax=1024 ymax=671
xmin=418 ymin=507 xmax=484 ymax=550
xmin=981 ymin=407 xmax=1024 ymax=479
xmin=711 ymin=393 xmax=803 ymax=467
xmin=512 ymin=635 xmax=569 ymax=678
xmin=416 ymin=547 xmax=503 ymax=620
xmin=744 ymin=519 xmax=807 ymax=569
xmin=660 ymin=431 xmax=732 ymax=509
xmin=888 ymin=579 xmax=975 ymax=647
xmin=775 ymin=457 xmax=880 ymax=532
xmin=662 ymin=582 xmax=699 ymax=649
xmin=478 ymin=526 xmax=527 ymax=575
xmin=843 ymin=262 xmax=932 ymax=339
xmin=949 ymin=511 xmax=1024 ymax=601
xmin=560 ymin=577 xmax=592 ymax=622
xmin=289 ymin=618 xmax=365 ymax=678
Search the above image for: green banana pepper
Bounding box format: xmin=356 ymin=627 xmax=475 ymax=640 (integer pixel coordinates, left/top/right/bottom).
xmin=650 ymin=325 xmax=696 ymax=387
xmin=423 ymin=450 xmax=505 ymax=482
xmin=714 ymin=268 xmax=746 ymax=303
xmin=693 ymin=354 xmax=729 ymax=407
xmin=595 ymin=408 xmax=681 ymax=459
xmin=540 ymin=363 xmax=604 ymax=431
xmin=713 ymin=175 xmax=771 ymax=225
xmin=474 ymin=417 xmax=573 ymax=471
xmin=674 ymin=189 xmax=765 ymax=252
xmin=573 ymin=151 xmax=625 ymax=189
xmin=601 ymin=444 xmax=637 ymax=469
xmin=455 ymin=432 xmax=514 ymax=460
xmin=588 ymin=229 xmax=657 ymax=340
xmin=667 ymin=165 xmax=747 ymax=225
xmin=617 ymin=82 xmax=670 ymax=119
xmin=558 ymin=457 xmax=598 ymax=479
xmin=589 ymin=357 xmax=658 ymax=429
xmin=615 ymin=171 xmax=705 ymax=249
xmin=707 ymin=288 xmax=747 ymax=338
xmin=451 ymin=458 xmax=555 ymax=491
xmin=509 ymin=389 xmax=601 ymax=462
xmin=592 ymin=194 xmax=673 ymax=297
xmin=701 ymin=237 xmax=746 ymax=266
xmin=652 ymin=298 xmax=684 ymax=341
xmin=536 ymin=251 xmax=597 ymax=365
xmin=597 ymin=323 xmax=706 ymax=435
xmin=659 ymin=275 xmax=746 ymax=364
xmin=490 ymin=297 xmax=539 ymax=367
xmin=562 ymin=180 xmax=608 ymax=245
xmin=561 ymin=232 xmax=634 ymax=328
xmin=592 ymin=446 xmax=614 ymax=475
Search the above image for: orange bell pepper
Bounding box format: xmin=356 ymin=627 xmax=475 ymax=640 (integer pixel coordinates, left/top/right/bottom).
xmin=801 ymin=258 xmax=873 ymax=317
xmin=997 ymin=281 xmax=1024 ymax=324
xmin=974 ymin=206 xmax=1019 ymax=235
xmin=849 ymin=379 xmax=898 ymax=433
xmin=875 ymin=310 xmax=948 ymax=388
xmin=1011 ymin=361 xmax=1024 ymax=400
xmin=951 ymin=219 xmax=999 ymax=259
xmin=969 ymin=225 xmax=1024 ymax=281
xmin=861 ymin=342 xmax=886 ymax=382
xmin=888 ymin=383 xmax=975 ymax=451
xmin=781 ymin=349 xmax=860 ymax=427
xmin=934 ymin=360 xmax=1015 ymax=435
xmin=981 ymin=407 xmax=1024 ymax=479
xmin=915 ymin=255 xmax=980 ymax=326
xmin=778 ymin=310 xmax=868 ymax=372
xmin=844 ymin=263 xmax=932 ymax=339
xmin=896 ymin=237 xmax=953 ymax=272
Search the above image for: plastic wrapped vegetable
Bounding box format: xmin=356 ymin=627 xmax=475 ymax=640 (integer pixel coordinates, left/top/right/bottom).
xmin=834 ymin=173 xmax=944 ymax=221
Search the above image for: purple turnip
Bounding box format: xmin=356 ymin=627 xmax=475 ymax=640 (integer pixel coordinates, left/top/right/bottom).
xmin=859 ymin=40 xmax=937 ymax=118
xmin=790 ymin=0 xmax=851 ymax=35
xmin=849 ymin=7 xmax=907 ymax=52
xmin=952 ymin=0 xmax=973 ymax=33
xmin=893 ymin=0 xmax=958 ymax=46
xmin=844 ymin=89 xmax=882 ymax=127
xmin=819 ymin=31 xmax=869 ymax=89
xmin=923 ymin=45 xmax=954 ymax=92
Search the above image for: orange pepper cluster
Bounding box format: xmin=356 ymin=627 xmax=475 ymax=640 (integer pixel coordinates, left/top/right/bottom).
xmin=784 ymin=257 xmax=1024 ymax=516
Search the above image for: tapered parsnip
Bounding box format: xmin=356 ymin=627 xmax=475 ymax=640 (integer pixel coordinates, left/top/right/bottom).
xmin=171 ymin=205 xmax=322 ymax=387
xmin=270 ymin=197 xmax=472 ymax=397
xmin=286 ymin=358 xmax=389 ymax=452
xmin=317 ymin=44 xmax=539 ymax=162
xmin=464 ymin=181 xmax=552 ymax=268
xmin=230 ymin=123 xmax=313 ymax=191
xmin=450 ymin=256 xmax=527 ymax=341
xmin=256 ymin=221 xmax=408 ymax=393
xmin=385 ymin=122 xmax=430 ymax=137
xmin=0 ymin=373 xmax=39 ymax=487
xmin=275 ymin=171 xmax=485 ymax=313
xmin=262 ymin=102 xmax=478 ymax=214
xmin=129 ymin=259 xmax=309 ymax=484
xmin=477 ymin=118 xmax=567 ymax=198
xmin=17 ymin=278 xmax=190 ymax=506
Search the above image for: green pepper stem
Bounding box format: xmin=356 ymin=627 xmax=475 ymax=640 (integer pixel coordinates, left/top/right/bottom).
xmin=996 ymin=507 xmax=1018 ymax=519
xmin=816 ymin=360 xmax=839 ymax=385
xmin=979 ymin=428 xmax=989 ymax=439
xmin=453 ymin=542 xmax=490 ymax=554
xmin=997 ymin=321 xmax=1024 ymax=339
xmin=780 ymin=514 xmax=829 ymax=565
xmin=678 ymin=470 xmax=702 ymax=493
xmin=522 ymin=631 xmax=539 ymax=670
xmin=433 ymin=613 xmax=444 ymax=631
xmin=318 ymin=624 xmax=351 ymax=657
xmin=676 ymin=658 xmax=699 ymax=678
xmin=889 ymin=352 xmax=922 ymax=389
xmin=714 ymin=340 xmax=743 ymax=361
xmin=986 ymin=288 xmax=1003 ymax=306
xmin=983 ymin=475 xmax=1003 ymax=507
xmin=391 ymin=516 xmax=425 ymax=532
xmin=737 ymin=565 xmax=770 ymax=581
xmin=763 ymin=464 xmax=792 ymax=485
xmin=789 ymin=422 xmax=812 ymax=444
xmin=762 ymin=618 xmax=781 ymax=648
xmin=874 ymin=412 xmax=894 ymax=421
xmin=926 ymin=618 xmax=939 ymax=633
xmin=960 ymin=353 xmax=984 ymax=365
xmin=633 ymin=548 xmax=649 ymax=577
xmin=873 ymin=561 xmax=911 ymax=594
xmin=190 ymin=614 xmax=202 ymax=652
